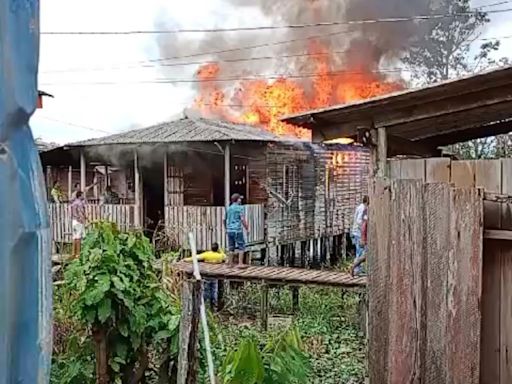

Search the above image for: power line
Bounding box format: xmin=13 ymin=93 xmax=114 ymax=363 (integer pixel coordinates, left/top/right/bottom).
xmin=39 ymin=8 xmax=512 ymax=35
xmin=40 ymin=33 xmax=512 ymax=75
xmin=40 ymin=29 xmax=352 ymax=74
xmin=39 ymin=69 xmax=409 ymax=86
xmin=35 ymin=116 xmax=113 ymax=134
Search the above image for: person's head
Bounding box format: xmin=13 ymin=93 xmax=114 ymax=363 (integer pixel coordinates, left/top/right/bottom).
xmin=230 ymin=193 xmax=242 ymax=205
xmin=75 ymin=191 xmax=83 ymax=200
xmin=52 ymin=180 xmax=59 ymax=188
xmin=105 ymin=185 xmax=112 ymax=193
xmin=74 ymin=182 xmax=80 ymax=191
xmin=362 ymin=195 xmax=369 ymax=205
xmin=211 ymin=242 xmax=219 ymax=252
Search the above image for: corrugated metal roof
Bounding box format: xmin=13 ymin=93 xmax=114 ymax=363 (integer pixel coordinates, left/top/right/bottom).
xmin=69 ymin=117 xmax=290 ymax=147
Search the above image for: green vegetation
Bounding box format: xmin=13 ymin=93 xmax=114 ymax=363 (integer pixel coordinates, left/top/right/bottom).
xmin=51 ymin=222 xmax=366 ymax=383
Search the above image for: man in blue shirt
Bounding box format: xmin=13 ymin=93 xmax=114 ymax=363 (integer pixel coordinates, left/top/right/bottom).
xmin=225 ymin=193 xmax=249 ymax=267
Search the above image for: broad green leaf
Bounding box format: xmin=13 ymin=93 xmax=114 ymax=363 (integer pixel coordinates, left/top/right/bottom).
xmin=98 ymin=298 xmax=112 ymax=323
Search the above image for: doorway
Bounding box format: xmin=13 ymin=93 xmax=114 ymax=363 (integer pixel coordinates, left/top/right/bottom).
xmin=142 ymin=163 xmax=164 ymax=239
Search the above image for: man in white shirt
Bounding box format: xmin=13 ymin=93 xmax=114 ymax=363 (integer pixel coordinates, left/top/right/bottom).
xmin=351 ymin=195 xmax=369 ymax=274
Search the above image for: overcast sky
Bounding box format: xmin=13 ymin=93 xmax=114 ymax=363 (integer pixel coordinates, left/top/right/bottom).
xmin=32 ymin=0 xmax=512 ymax=144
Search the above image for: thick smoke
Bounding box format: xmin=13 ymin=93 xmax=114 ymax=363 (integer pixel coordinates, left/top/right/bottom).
xmin=154 ymin=0 xmax=433 ymax=114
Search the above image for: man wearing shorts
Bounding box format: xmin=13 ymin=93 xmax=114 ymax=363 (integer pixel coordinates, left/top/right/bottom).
xmin=70 ymin=191 xmax=87 ymax=259
xmin=225 ymin=193 xmax=249 ymax=267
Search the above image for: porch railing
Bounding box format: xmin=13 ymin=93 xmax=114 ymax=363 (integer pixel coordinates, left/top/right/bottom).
xmin=164 ymin=204 xmax=265 ymax=251
xmin=48 ymin=203 xmax=138 ymax=243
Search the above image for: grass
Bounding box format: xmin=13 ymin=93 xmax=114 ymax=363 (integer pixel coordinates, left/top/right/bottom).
xmin=211 ymin=285 xmax=367 ymax=383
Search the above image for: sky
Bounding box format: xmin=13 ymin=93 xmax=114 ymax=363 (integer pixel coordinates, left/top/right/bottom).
xmin=32 ymin=0 xmax=512 ymax=144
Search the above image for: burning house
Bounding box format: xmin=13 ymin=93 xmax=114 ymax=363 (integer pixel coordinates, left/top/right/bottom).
xmin=41 ymin=117 xmax=368 ymax=266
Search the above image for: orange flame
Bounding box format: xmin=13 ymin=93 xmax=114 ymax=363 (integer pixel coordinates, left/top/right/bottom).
xmin=193 ymin=41 xmax=403 ymax=139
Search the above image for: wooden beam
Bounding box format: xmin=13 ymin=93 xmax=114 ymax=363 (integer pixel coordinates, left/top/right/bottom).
xmin=418 ymin=120 xmax=512 ymax=148
xmin=134 ymin=150 xmax=141 ymax=227
xmin=377 ymin=127 xmax=388 ymax=177
xmin=224 ymin=142 xmax=231 ymax=208
xmin=387 ymin=134 xmax=441 ymax=157
xmin=164 ymin=152 xmax=168 ymax=207
xmin=374 ymin=84 xmax=512 ymax=128
xmin=80 ymin=149 xmax=86 ymax=193
xmin=68 ymin=165 xmax=72 ymax=200
xmin=260 ymin=283 xmax=269 ymax=331
xmin=484 ymin=230 xmax=512 ymax=241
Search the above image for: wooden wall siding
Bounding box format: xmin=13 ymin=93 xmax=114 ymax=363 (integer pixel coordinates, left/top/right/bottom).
xmin=49 ymin=203 xmax=138 ymax=243
xmin=164 ymin=204 xmax=264 ymax=251
xmin=45 ymin=166 xmax=133 ymax=202
xmin=166 ymin=166 xmax=184 ymax=206
xmin=389 ymin=158 xmax=512 ymax=229
xmin=369 ymin=179 xmax=483 ymax=384
xmin=265 ymin=143 xmax=369 ymax=246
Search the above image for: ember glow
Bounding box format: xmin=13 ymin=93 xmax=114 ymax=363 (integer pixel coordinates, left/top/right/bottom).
xmin=193 ymin=41 xmax=403 ymax=139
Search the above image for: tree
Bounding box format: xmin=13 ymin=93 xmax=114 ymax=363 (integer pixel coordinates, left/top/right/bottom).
xmin=402 ymin=0 xmax=509 ymax=159
xmin=64 ymin=222 xmax=181 ymax=384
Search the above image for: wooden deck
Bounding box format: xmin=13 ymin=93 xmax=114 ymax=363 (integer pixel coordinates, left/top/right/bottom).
xmin=171 ymin=261 xmax=367 ymax=288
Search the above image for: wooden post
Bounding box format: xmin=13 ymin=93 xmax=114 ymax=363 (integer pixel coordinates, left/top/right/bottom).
xmin=68 ymin=165 xmax=73 ymax=201
xmin=80 ymin=149 xmax=86 ymax=193
xmin=177 ymin=280 xmax=202 ymax=384
xmin=134 ymin=150 xmax=141 ymax=227
xmin=292 ymin=287 xmax=300 ymax=314
xmin=224 ymin=142 xmax=231 ymax=208
xmin=93 ymin=169 xmax=98 ymax=199
xmin=164 ymin=152 xmax=168 ymax=207
xmin=377 ymin=127 xmax=388 ymax=178
xmin=46 ymin=166 xmax=52 ymax=196
xmin=260 ymin=282 xmax=269 ymax=331
xmin=104 ymin=165 xmax=109 ymax=186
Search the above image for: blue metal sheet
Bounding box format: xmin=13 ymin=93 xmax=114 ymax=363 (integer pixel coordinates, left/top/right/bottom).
xmin=0 ymin=0 xmax=52 ymax=383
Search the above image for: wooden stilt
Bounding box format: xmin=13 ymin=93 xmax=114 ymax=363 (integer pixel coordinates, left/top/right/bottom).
xmin=292 ymin=287 xmax=300 ymax=314
xmin=260 ymin=282 xmax=269 ymax=331
xmin=177 ymin=280 xmax=202 ymax=384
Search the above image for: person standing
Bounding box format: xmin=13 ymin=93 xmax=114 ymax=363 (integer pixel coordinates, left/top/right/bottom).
xmin=70 ymin=191 xmax=87 ymax=259
xmin=351 ymin=195 xmax=369 ymax=275
xmin=225 ymin=193 xmax=249 ymax=268
xmin=50 ymin=181 xmax=62 ymax=203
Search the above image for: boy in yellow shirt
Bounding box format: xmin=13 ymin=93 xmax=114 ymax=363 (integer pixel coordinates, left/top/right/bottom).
xmin=184 ymin=243 xmax=225 ymax=309
xmin=184 ymin=242 xmax=226 ymax=264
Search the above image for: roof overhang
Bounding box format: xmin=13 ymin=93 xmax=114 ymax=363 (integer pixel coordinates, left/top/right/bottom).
xmin=282 ymin=66 xmax=512 ymax=156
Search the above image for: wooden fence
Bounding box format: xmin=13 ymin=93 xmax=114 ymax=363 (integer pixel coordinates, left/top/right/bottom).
xmin=164 ymin=204 xmax=265 ymax=251
xmin=369 ymin=179 xmax=483 ymax=384
xmin=49 ymin=203 xmax=138 ymax=244
xmin=389 ymin=158 xmax=512 ymax=384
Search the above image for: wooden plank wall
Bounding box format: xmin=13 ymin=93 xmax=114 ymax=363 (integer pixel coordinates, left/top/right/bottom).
xmin=164 ymin=204 xmax=264 ymax=251
xmin=49 ymin=203 xmax=137 ymax=243
xmin=265 ymin=143 xmax=369 ymax=246
xmin=369 ymin=179 xmax=483 ymax=384
xmin=390 ymin=158 xmax=512 ymax=384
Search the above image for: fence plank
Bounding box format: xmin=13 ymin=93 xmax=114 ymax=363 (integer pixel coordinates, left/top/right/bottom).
xmin=368 ymin=179 xmax=391 ymax=384
xmin=451 ymin=161 xmax=476 ymax=188
xmin=423 ymin=183 xmax=451 ymax=382
xmin=480 ymin=240 xmax=502 ymax=384
xmin=387 ymin=180 xmax=424 ymax=383
xmin=446 ymin=188 xmax=483 ymax=384
xmin=501 ymin=159 xmax=512 ymax=230
xmin=400 ymin=159 xmax=425 ymax=180
xmin=501 ymin=244 xmax=512 ymax=384
xmin=425 ymin=158 xmax=451 ymax=183
xmin=476 ymin=160 xmax=502 ymax=229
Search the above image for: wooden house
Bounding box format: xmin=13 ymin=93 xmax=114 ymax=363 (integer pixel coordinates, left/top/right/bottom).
xmin=41 ymin=117 xmax=369 ymax=265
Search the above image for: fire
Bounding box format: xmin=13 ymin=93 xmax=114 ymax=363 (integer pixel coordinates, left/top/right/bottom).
xmin=193 ymin=41 xmax=403 ymax=139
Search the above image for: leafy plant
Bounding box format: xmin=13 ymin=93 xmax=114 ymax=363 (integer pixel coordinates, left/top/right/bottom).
xmin=219 ymin=327 xmax=310 ymax=384
xmin=64 ymin=221 xmax=180 ymax=384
